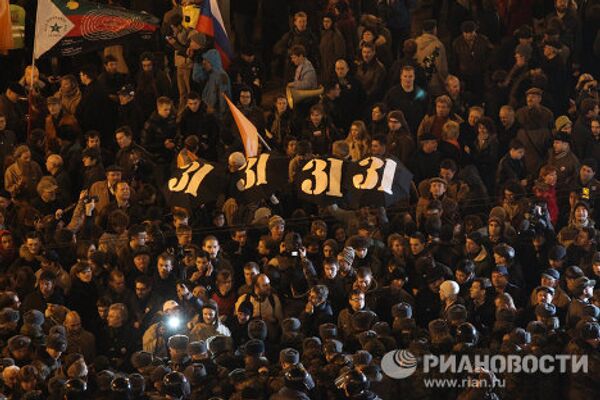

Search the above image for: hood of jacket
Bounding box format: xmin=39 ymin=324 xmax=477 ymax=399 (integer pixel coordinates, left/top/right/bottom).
xmin=416 ymin=33 xmax=441 ymax=54
xmin=202 ymin=49 xmax=224 ymax=72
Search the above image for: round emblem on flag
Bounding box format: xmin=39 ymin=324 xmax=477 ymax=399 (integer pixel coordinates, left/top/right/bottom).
xmin=44 ymin=16 xmax=69 ymax=38
xmin=81 ymin=8 xmax=146 ymax=41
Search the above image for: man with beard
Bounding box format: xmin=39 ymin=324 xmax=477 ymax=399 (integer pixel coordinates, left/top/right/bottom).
xmin=4 ymin=145 xmax=42 ymax=200
xmin=234 ymin=274 xmax=284 ymax=340
xmin=64 ymin=311 xmax=96 ymax=363
xmin=135 ymin=53 xmax=172 ymax=118
xmin=131 ymin=276 xmax=160 ymax=332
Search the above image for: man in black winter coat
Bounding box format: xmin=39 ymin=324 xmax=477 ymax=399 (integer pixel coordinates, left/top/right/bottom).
xmin=496 ymin=138 xmax=528 ymax=189
xmin=408 ymin=133 xmax=442 ymax=183
xmin=116 ymin=85 xmax=145 ymax=141
xmin=178 ymin=92 xmax=219 ymax=161
xmin=141 ymin=97 xmax=178 ymax=181
xmin=101 ymin=303 xmax=139 ymax=371
xmin=299 ymin=285 xmax=334 ymax=337
xmin=21 ymin=271 xmax=65 ymax=313
xmin=76 ymin=65 xmax=115 ymax=146
xmin=273 ymin=11 xmax=319 ymax=81
xmin=333 ymin=59 xmax=366 ymax=131
xmin=384 ymin=65 xmax=429 ymax=134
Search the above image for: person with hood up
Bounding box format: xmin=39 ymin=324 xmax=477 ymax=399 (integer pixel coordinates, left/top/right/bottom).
xmin=194 ymin=49 xmax=231 ymax=117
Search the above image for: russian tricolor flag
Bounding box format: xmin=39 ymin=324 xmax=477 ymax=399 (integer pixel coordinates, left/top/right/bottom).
xmin=196 ymin=0 xmax=233 ymax=70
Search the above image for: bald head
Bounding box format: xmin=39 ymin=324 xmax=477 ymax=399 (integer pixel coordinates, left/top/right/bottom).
xmin=335 ymin=59 xmax=349 ymax=78
xmin=45 ymin=154 xmax=64 ymax=175
xmin=65 ymin=311 xmax=82 ymax=333
xmin=3 ymin=366 xmax=20 ymax=387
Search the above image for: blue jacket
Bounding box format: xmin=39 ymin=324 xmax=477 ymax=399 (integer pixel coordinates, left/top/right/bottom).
xmin=194 ymin=49 xmax=231 ymax=116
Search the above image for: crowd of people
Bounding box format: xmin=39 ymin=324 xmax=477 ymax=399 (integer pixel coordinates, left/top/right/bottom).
xmin=0 ymin=0 xmax=599 ymax=399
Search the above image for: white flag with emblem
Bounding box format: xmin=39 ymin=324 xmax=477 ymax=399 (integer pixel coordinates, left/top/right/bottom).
xmin=34 ymin=0 xmax=75 ymax=59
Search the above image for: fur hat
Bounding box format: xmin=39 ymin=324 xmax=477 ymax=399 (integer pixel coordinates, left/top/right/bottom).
xmin=0 ymin=308 xmax=19 ymax=324
xmin=279 ymin=348 xmax=300 ymax=364
xmin=244 ymin=339 xmax=265 ymax=356
xmin=248 ymin=319 xmax=268 ymax=340
xmin=23 ymin=310 xmax=44 ymax=326
xmin=319 ymin=323 xmax=338 ymax=340
xmin=167 ymin=334 xmax=189 ymax=351
xmin=282 ymin=318 xmax=301 ymax=332
xmin=46 ymin=333 xmax=67 ymax=352
xmin=187 ymin=341 xmax=207 ymax=356
xmin=352 ymin=310 xmax=377 ymax=332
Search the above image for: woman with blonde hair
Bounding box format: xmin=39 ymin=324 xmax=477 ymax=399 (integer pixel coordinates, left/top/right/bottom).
xmin=345 ymin=120 xmax=370 ymax=161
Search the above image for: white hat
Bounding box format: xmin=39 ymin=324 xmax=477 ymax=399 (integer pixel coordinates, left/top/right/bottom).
xmin=439 ymin=280 xmax=460 ymax=298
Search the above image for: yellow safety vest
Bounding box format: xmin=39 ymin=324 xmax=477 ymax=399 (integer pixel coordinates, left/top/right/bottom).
xmin=181 ymin=4 xmax=200 ymax=29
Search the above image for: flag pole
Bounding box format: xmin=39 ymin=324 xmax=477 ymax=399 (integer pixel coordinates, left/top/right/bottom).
xmin=256 ymin=127 xmax=272 ymax=152
xmin=26 ymin=32 xmax=37 ymax=139
xmin=221 ymin=92 xmax=272 ymax=152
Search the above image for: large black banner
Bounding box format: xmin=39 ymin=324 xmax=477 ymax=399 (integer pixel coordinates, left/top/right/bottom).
xmin=165 ymin=155 xmax=414 ymax=210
